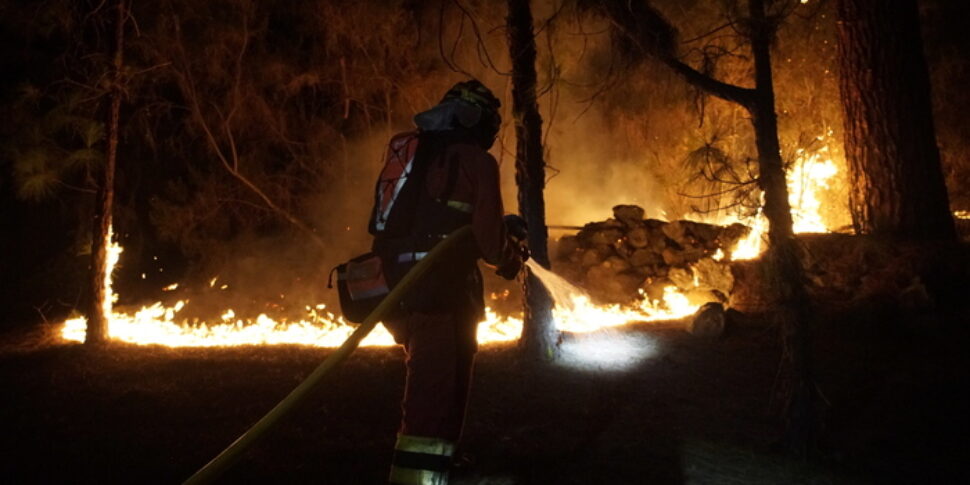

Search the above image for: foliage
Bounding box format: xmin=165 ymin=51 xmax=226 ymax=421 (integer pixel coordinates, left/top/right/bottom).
xmin=4 ymin=88 xmax=104 ymax=201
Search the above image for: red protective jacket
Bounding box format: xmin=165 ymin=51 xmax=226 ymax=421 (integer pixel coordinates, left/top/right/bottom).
xmin=371 ymin=130 xmax=518 ymax=271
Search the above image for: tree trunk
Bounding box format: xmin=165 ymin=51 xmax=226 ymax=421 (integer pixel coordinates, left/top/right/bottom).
xmin=748 ymin=0 xmax=815 ymax=455
xmin=86 ymin=0 xmax=126 ymax=345
xmin=837 ymin=0 xmax=955 ymax=239
xmin=507 ymin=0 xmax=559 ymax=361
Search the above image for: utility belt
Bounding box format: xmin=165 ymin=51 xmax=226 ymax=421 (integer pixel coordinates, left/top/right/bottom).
xmin=371 ymin=233 xmax=448 ymax=255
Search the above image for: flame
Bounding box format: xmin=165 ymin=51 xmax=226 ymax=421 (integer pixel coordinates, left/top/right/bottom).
xmin=729 ymin=210 xmax=767 ymax=261
xmin=60 ymin=265 xmax=698 ymax=348
xmin=61 ymin=234 xmax=699 ymax=348
xmin=789 ymin=144 xmax=838 ymax=233
xmin=722 ymin=134 xmax=841 ymax=260
xmin=62 ymin=303 xmax=399 ymax=347
xmin=61 ymin=134 xmax=843 ymax=349
xmin=102 ymin=227 xmax=122 ymax=319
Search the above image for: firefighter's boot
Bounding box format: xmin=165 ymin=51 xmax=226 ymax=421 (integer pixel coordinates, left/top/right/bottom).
xmin=388 ymin=434 xmax=454 ymax=485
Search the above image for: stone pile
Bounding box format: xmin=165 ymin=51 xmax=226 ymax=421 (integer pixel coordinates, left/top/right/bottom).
xmin=552 ymin=204 xmax=749 ymax=307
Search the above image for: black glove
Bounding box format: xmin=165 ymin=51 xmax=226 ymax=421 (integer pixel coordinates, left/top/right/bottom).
xmin=503 ymin=214 xmax=529 ymax=243
xmin=495 ymin=215 xmax=529 ymax=280
xmin=495 ymin=256 xmax=523 ymax=280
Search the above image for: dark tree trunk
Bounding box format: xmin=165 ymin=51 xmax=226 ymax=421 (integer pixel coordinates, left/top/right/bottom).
xmin=507 ymin=0 xmax=560 ymax=361
xmin=837 ymin=0 xmax=955 ymax=239
xmin=748 ymin=0 xmax=815 ymax=455
xmin=86 ymin=0 xmax=127 ymax=345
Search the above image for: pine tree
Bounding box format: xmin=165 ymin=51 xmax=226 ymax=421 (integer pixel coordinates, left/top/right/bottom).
xmin=836 ymin=0 xmax=955 ymax=239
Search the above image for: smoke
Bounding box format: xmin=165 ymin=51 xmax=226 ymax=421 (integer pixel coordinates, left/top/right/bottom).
xmin=135 ymin=0 xmax=851 ymax=323
xmin=535 ymin=112 xmax=672 ymax=225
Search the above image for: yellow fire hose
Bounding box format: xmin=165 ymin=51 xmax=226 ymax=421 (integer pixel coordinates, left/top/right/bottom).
xmin=183 ymin=225 xmax=473 ymax=485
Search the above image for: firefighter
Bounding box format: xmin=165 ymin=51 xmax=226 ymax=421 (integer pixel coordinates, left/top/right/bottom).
xmin=368 ymin=80 xmax=526 ymax=485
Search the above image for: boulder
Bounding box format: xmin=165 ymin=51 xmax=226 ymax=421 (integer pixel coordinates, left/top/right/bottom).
xmin=684 ymin=288 xmax=723 ymax=306
xmin=687 ymin=302 xmax=726 ymax=338
xmin=662 ymin=248 xmax=687 ymax=266
xmin=679 ymin=245 xmax=710 ymax=264
xmin=626 ymin=226 xmax=650 ymax=248
xmin=689 ymin=222 xmax=721 ymax=248
xmin=639 ymin=277 xmax=672 ymax=303
xmin=691 ymin=258 xmax=735 ymax=295
xmin=587 ymin=265 xmax=640 ymax=303
xmin=555 ymin=235 xmax=581 ymax=260
xmin=629 ymin=248 xmax=664 ymax=267
xmin=898 ymin=276 xmax=933 ymax=312
xmin=580 ymin=247 xmax=610 ymax=267
xmin=728 ymin=261 xmax=774 ymax=313
xmin=662 ymin=221 xmax=688 ymax=245
xmin=603 ymin=256 xmax=632 ymax=273
xmin=589 ymin=228 xmax=623 ymax=247
xmin=717 ymin=223 xmax=750 ymax=249
xmin=668 ymin=267 xmax=695 ymax=290
xmin=612 ymin=204 xmax=645 ymax=227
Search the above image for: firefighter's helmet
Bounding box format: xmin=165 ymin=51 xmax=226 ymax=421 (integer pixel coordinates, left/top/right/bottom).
xmin=414 ymin=79 xmax=501 ymax=148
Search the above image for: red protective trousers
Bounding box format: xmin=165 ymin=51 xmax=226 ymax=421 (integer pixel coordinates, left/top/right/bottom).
xmin=384 ymin=307 xmax=479 ymax=442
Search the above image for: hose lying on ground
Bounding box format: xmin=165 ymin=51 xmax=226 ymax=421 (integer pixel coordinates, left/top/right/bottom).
xmin=183 ymin=225 xmax=474 ymax=485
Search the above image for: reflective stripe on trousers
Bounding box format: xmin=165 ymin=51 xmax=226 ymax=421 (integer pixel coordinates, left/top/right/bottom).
xmin=388 ymin=434 xmax=454 ymax=485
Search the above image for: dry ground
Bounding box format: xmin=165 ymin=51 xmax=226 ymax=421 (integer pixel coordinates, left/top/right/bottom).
xmin=2 ymin=305 xmax=968 ymax=484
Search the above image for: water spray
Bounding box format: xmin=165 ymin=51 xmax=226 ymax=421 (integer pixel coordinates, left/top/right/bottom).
xmin=525 ymin=259 xmax=661 ymax=371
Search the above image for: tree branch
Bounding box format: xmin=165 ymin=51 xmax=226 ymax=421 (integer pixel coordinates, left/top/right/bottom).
xmin=662 ymin=56 xmax=756 ymax=107
xmin=167 ymin=7 xmax=327 ymax=250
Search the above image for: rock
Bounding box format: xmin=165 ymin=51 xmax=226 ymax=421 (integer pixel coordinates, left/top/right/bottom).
xmin=636 ymin=265 xmax=658 ymax=278
xmin=584 ymin=219 xmax=624 ymax=231
xmin=679 ymin=245 xmax=709 ymax=264
xmin=612 ymin=240 xmax=633 ymax=259
xmin=580 ymin=247 xmax=610 ymax=267
xmin=640 ymin=277 xmax=671 ymax=303
xmin=662 ymin=221 xmax=687 ymax=245
xmin=589 ymin=228 xmax=623 ymax=247
xmin=689 ymin=222 xmax=721 ymax=248
xmin=577 ymin=220 xmax=622 ymax=245
xmin=668 ymin=267 xmax=694 ymax=290
xmin=727 ymin=261 xmax=774 ymax=313
xmin=627 ymin=226 xmax=649 ymax=248
xmin=684 ymin=289 xmax=722 ymax=306
xmin=687 ymin=221 xmax=719 ymax=241
xmin=603 ymin=256 xmax=632 ymax=273
xmin=691 ymin=258 xmax=735 ymax=295
xmin=629 ymin=248 xmax=663 ymax=267
xmin=898 ymin=277 xmax=933 ymax=312
xmin=612 ymin=204 xmax=645 ymax=227
xmin=717 ymin=223 xmax=750 ymax=248
xmin=687 ymin=302 xmax=726 ymax=338
xmin=555 ymin=235 xmax=580 ymax=260
xmin=587 ymin=265 xmax=640 ymax=303
xmin=662 ymin=248 xmax=686 ymax=266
